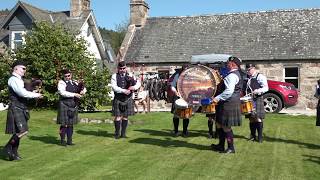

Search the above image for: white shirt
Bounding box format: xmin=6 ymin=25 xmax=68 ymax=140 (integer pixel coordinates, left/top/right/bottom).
xmin=8 ymin=72 xmax=41 ymax=99
xmin=246 ymin=72 xmax=269 ymax=95
xmin=57 ymin=80 xmax=87 ymax=98
xmin=111 ymin=72 xmax=141 ymax=93
xmin=215 ymin=69 xmax=240 ymax=101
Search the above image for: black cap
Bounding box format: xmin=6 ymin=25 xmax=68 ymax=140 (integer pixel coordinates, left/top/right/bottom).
xmin=62 ymin=69 xmax=71 ymax=75
xmin=118 ymin=61 xmax=126 ymax=68
xmin=11 ymin=60 xmax=27 ymax=68
xmin=245 ymin=63 xmax=256 ymax=70
xmin=228 ymin=56 xmax=241 ymax=67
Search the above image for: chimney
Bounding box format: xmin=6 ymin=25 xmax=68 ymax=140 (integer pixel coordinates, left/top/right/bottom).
xmin=70 ymin=0 xmax=90 ymax=17
xmin=130 ymin=0 xmax=149 ymax=27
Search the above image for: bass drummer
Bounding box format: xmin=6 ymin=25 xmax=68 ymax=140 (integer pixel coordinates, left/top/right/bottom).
xmin=170 ymin=64 xmax=190 ymax=137
xmin=244 ymin=63 xmax=268 ymax=143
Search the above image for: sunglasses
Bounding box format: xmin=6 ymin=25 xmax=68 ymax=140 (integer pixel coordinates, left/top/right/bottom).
xmin=21 ymin=67 xmax=26 ymax=70
xmin=64 ymin=74 xmax=71 ymax=78
xmin=119 ymin=67 xmax=126 ymax=70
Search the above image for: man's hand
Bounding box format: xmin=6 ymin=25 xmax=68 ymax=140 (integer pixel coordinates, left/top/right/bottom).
xmin=80 ymin=90 xmax=86 ymax=95
xmin=212 ymin=98 xmax=219 ymax=104
xmin=128 ymin=86 xmax=135 ymax=91
xmin=124 ymin=89 xmax=131 ymax=95
xmin=74 ymin=93 xmax=82 ymax=98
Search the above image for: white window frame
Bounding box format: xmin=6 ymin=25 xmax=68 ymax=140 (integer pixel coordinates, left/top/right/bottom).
xmin=283 ymin=66 xmax=300 ymax=89
xmin=10 ymin=31 xmax=25 ymax=50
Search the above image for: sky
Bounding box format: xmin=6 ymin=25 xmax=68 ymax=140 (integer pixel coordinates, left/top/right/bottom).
xmin=1 ymin=0 xmax=320 ymax=30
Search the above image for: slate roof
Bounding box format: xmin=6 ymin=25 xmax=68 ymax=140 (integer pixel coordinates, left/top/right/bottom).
xmin=125 ymin=8 xmax=320 ymax=63
xmin=10 ymin=1 xmax=89 ymax=32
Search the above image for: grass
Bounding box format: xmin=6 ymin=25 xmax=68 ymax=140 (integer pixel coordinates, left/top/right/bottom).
xmin=0 ymin=110 xmax=319 ymax=180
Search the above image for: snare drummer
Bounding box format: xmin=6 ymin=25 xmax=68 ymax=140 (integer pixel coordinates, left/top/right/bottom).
xmin=245 ymin=63 xmax=268 ymax=143
xmin=170 ymin=64 xmax=190 ymax=137
xmin=211 ymin=56 xmax=242 ymax=154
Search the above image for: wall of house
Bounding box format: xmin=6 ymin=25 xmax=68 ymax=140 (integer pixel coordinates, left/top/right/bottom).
xmin=128 ymin=60 xmax=320 ymax=111
xmin=256 ymin=60 xmax=320 ymax=109
xmin=79 ymin=20 xmax=102 ymax=61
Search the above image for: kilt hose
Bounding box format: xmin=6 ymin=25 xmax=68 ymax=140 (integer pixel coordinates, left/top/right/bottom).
xmin=112 ymin=97 xmax=135 ymax=117
xmin=216 ymin=97 xmax=242 ymax=127
xmin=245 ymin=95 xmax=265 ymax=120
xmin=57 ymin=99 xmax=79 ymax=126
xmin=317 ymin=99 xmax=320 ymax=126
xmin=5 ymin=104 xmax=29 ymax=134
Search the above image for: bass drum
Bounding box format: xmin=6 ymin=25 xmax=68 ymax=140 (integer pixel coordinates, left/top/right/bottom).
xmin=177 ymin=65 xmax=222 ymax=106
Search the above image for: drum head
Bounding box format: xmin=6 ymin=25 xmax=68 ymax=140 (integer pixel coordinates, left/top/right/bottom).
xmin=177 ymin=65 xmax=221 ymax=105
xmin=175 ymin=98 xmax=188 ymax=108
xmin=240 ymin=96 xmax=252 ymax=101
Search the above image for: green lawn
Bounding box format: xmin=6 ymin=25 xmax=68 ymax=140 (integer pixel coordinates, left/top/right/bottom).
xmin=0 ymin=110 xmax=319 ymax=180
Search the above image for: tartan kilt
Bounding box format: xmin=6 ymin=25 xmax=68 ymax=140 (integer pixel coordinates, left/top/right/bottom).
xmin=216 ymin=98 xmax=242 ymax=127
xmin=245 ymin=96 xmax=265 ymax=120
xmin=57 ymin=99 xmax=79 ymax=126
xmin=112 ymin=98 xmax=135 ymax=117
xmin=5 ymin=104 xmax=29 ymax=134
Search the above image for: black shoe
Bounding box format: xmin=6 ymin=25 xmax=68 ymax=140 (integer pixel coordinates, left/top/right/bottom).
xmin=11 ymin=154 xmax=21 ymax=161
xmin=224 ymin=148 xmax=235 ymax=154
xmin=172 ymin=131 xmax=179 ymax=137
xmin=211 ymin=144 xmax=225 ymax=152
xmin=3 ymin=145 xmax=15 ymax=160
xmin=60 ymin=140 xmax=67 ymax=146
xmin=114 ymin=135 xmax=120 ymax=139
xmin=207 ymin=134 xmax=213 ymax=139
xmin=248 ymin=135 xmax=256 ymax=141
xmin=67 ymin=142 xmax=75 ymax=146
xmin=120 ymin=135 xmax=128 ymax=138
xmin=182 ymin=131 xmax=188 ymax=138
xmin=257 ymin=138 xmax=263 ymax=143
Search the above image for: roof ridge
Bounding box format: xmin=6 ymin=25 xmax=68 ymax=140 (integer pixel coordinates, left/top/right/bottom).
xmin=147 ymin=8 xmax=320 ymax=20
xmin=19 ymin=0 xmax=52 ymax=13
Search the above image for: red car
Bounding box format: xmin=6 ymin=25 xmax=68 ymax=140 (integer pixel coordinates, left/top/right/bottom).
xmin=264 ymin=80 xmax=298 ymax=113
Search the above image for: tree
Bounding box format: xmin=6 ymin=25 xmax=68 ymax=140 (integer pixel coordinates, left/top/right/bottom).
xmin=0 ymin=22 xmax=112 ymax=110
xmin=99 ymin=20 xmax=128 ymax=54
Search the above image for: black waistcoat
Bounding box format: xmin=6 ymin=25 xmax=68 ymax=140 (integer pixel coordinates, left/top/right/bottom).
xmin=114 ymin=73 xmax=135 ymax=101
xmin=220 ymin=70 xmax=242 ymax=101
xmin=9 ymin=86 xmax=27 ymax=109
xmin=60 ymin=80 xmax=78 ymax=100
xmin=247 ymin=73 xmax=262 ymax=92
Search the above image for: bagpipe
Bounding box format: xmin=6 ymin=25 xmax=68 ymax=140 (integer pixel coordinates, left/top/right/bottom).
xmin=24 ymin=78 xmax=43 ymax=93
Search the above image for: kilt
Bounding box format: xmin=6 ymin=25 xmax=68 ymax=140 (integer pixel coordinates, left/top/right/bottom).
xmin=5 ymin=104 xmax=29 ymax=134
xmin=216 ymin=97 xmax=242 ymax=127
xmin=245 ymin=95 xmax=265 ymax=120
xmin=57 ymin=99 xmax=79 ymax=126
xmin=112 ymin=97 xmax=135 ymax=117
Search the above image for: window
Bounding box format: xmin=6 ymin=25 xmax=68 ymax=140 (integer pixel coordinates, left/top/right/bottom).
xmin=11 ymin=31 xmax=25 ymax=50
xmin=87 ymin=26 xmax=92 ymax=37
xmin=158 ymin=70 xmax=170 ymax=79
xmin=284 ymin=67 xmax=299 ymax=89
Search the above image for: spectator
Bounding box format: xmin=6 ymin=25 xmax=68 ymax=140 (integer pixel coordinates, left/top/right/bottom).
xmin=134 ymin=86 xmax=148 ymax=113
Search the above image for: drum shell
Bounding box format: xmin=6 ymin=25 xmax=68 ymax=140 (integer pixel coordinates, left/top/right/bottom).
xmin=175 ymin=107 xmax=193 ymax=119
xmin=241 ymin=100 xmax=254 ymax=114
xmin=202 ymin=103 xmax=216 ymax=114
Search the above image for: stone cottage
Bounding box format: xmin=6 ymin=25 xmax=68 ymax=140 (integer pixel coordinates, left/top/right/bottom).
xmin=119 ymin=0 xmax=320 ymax=110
